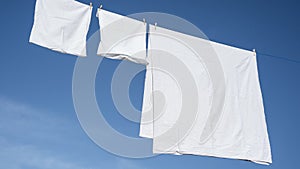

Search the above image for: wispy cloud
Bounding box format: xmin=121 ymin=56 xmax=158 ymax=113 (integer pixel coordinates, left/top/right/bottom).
xmin=116 ymin=158 xmax=148 ymax=169
xmin=0 ymin=96 xmax=93 ymax=169
xmin=0 ymin=96 xmax=152 ymax=169
xmin=0 ymin=96 xmax=79 ymax=144
xmin=0 ymin=140 xmax=89 ymax=169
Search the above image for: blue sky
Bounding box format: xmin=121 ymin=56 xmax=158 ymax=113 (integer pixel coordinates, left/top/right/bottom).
xmin=0 ymin=0 xmax=300 ymax=168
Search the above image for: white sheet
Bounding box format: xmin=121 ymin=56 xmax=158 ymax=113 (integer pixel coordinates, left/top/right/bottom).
xmin=29 ymin=0 xmax=92 ymax=57
xmin=140 ymin=25 xmax=272 ymax=164
xmin=96 ymin=9 xmax=147 ymax=64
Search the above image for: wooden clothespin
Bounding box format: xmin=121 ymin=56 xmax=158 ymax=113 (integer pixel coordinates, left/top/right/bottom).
xmin=98 ymin=5 xmax=103 ymax=12
xmin=90 ymin=2 xmax=93 ymax=9
xmin=253 ymin=49 xmax=256 ymax=56
xmin=154 ymin=22 xmax=157 ymax=30
xmin=143 ymin=18 xmax=146 ymax=25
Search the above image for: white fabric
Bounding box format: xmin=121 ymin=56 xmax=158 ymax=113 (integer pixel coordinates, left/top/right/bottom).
xmin=140 ymin=25 xmax=272 ymax=164
xmin=29 ymin=0 xmax=92 ymax=57
xmin=96 ymin=9 xmax=147 ymax=64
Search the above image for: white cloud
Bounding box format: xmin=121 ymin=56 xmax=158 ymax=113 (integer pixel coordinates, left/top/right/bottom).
xmin=0 ymin=96 xmax=151 ymax=169
xmin=116 ymin=158 xmax=148 ymax=169
xmin=0 ymin=139 xmax=88 ymax=169
xmin=0 ymin=97 xmax=92 ymax=169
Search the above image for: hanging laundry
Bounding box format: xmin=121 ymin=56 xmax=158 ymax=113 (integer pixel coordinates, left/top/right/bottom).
xmin=29 ymin=0 xmax=92 ymax=56
xmin=96 ymin=9 xmax=147 ymax=64
xmin=140 ymin=24 xmax=272 ymax=165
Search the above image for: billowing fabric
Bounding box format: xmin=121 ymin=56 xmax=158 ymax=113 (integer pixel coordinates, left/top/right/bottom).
xmin=140 ymin=25 xmax=272 ymax=165
xmin=29 ymin=0 xmax=92 ymax=57
xmin=96 ymin=9 xmax=147 ymax=65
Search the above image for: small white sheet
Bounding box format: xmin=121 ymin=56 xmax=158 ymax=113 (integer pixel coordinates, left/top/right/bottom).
xmin=140 ymin=25 xmax=272 ymax=164
xmin=29 ymin=0 xmax=92 ymax=56
xmin=96 ymin=9 xmax=147 ymax=64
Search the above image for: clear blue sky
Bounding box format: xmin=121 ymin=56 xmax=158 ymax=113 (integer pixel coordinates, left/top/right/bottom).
xmin=0 ymin=0 xmax=300 ymax=168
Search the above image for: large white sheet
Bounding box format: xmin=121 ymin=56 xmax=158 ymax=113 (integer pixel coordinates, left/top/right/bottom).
xmin=140 ymin=25 xmax=272 ymax=164
xmin=29 ymin=0 xmax=92 ymax=57
xmin=96 ymin=9 xmax=147 ymax=64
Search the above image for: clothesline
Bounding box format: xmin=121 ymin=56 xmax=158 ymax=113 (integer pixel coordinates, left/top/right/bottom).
xmin=257 ymin=52 xmax=300 ymax=64
xmin=93 ymin=4 xmax=298 ymax=65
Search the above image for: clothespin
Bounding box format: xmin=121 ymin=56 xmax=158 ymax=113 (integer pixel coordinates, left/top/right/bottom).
xmin=99 ymin=4 xmax=103 ymax=11
xmin=253 ymin=49 xmax=256 ymax=56
xmin=90 ymin=2 xmax=93 ymax=9
xmin=154 ymin=22 xmax=157 ymax=30
xmin=143 ymin=18 xmax=146 ymax=25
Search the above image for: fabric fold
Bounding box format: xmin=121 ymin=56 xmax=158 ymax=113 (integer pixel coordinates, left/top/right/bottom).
xmin=29 ymin=0 xmax=92 ymax=57
xmin=96 ymin=9 xmax=147 ymax=65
